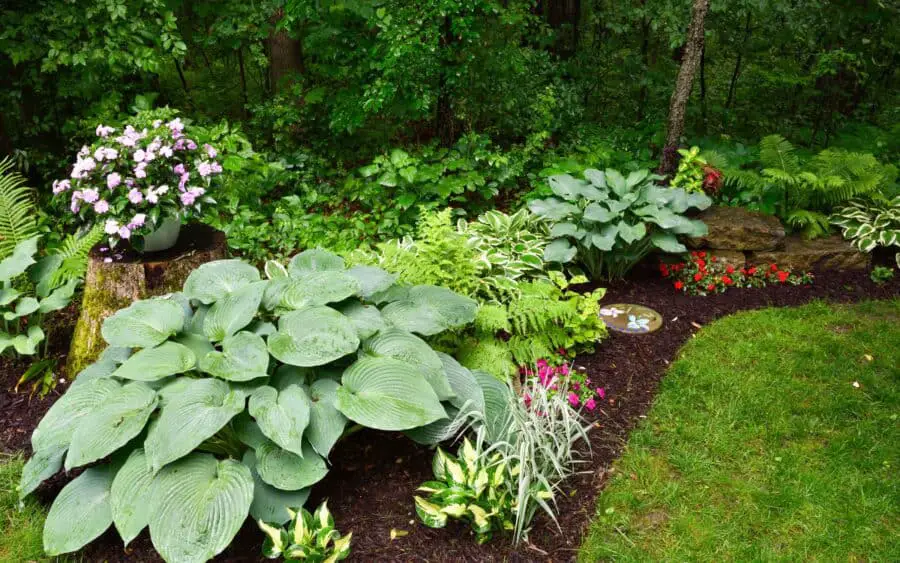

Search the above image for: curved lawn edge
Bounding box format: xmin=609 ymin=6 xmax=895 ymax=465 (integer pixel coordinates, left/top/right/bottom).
xmin=579 ymin=300 xmax=900 ymax=562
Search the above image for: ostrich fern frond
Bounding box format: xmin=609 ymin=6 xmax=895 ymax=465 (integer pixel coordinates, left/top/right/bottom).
xmin=0 ymin=156 xmax=39 ymax=260
xmin=50 ymin=225 xmax=104 ymax=288
xmin=759 ymin=134 xmax=800 ymax=175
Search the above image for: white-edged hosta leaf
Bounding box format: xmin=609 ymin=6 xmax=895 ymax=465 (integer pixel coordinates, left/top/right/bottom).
xmin=199 ymin=331 xmax=269 ymax=382
xmin=280 ymin=271 xmax=361 ymax=309
xmin=381 ymin=285 xmax=476 ymax=336
xmin=65 ymin=382 xmax=158 ymax=470
xmin=361 ymin=328 xmax=454 ymax=400
xmin=335 ymin=357 xmax=446 ymax=430
xmin=306 ymin=379 xmax=347 ymax=458
xmin=249 ymin=385 xmax=311 ymax=457
xmin=110 ymin=448 xmax=155 ymax=546
xmin=243 ymin=450 xmax=310 ymax=525
xmin=101 ymin=299 xmax=184 ymax=348
xmin=145 ymin=378 xmax=247 ymax=473
xmin=337 ymin=300 xmax=386 ymax=340
xmin=31 ymin=378 xmax=122 ymax=453
xmin=255 ymin=441 xmax=328 ymax=491
xmin=112 ymin=341 xmax=196 ymax=382
xmin=268 ymin=306 xmax=360 ymax=367
xmin=18 ymin=447 xmax=65 ymax=499
xmin=346 ymin=265 xmax=397 ymax=298
xmin=43 ymin=465 xmax=113 ymax=556
xmin=183 ymin=259 xmax=261 ymax=304
xmin=287 ymin=249 xmax=345 ymax=276
xmin=203 ymin=280 xmax=267 ymax=341
xmin=148 ymin=453 xmax=253 ymax=563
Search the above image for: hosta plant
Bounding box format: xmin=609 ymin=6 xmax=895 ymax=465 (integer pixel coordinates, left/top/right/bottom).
xmin=831 ymin=196 xmax=900 ymax=267
xmin=529 ymin=168 xmax=711 ymax=280
xmin=19 ymin=249 xmax=479 ymax=562
xmin=258 ymin=501 xmax=351 ymax=562
xmin=456 ymin=208 xmax=550 ymax=283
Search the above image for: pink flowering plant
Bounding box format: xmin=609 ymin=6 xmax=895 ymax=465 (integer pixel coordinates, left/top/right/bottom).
xmin=521 ymin=355 xmax=606 ymax=412
xmin=52 ymin=114 xmax=220 ymax=248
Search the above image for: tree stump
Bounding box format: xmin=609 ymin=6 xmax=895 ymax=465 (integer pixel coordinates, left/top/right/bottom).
xmin=66 ymin=224 xmax=227 ymax=377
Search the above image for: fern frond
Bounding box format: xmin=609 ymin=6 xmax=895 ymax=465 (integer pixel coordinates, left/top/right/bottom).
xmin=786 ymin=210 xmax=832 ymax=239
xmin=759 ymin=134 xmax=800 ymax=175
xmin=49 ymin=224 xmax=104 ymax=287
xmin=0 ymin=156 xmax=39 ymax=260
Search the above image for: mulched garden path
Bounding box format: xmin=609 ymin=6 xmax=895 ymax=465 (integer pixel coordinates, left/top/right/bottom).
xmin=1 ymin=270 xmax=897 ymax=562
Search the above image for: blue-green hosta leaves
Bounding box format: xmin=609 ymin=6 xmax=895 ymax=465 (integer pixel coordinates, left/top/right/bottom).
xmin=549 ymin=174 xmax=590 ymax=200
xmin=249 ymin=385 xmax=311 ymax=457
xmin=65 ymin=382 xmax=158 ymax=470
xmin=346 ymin=265 xmax=397 ymax=299
xmin=362 ymin=328 xmax=454 ymax=400
xmin=203 ymin=280 xmax=267 ymax=341
xmin=583 ymin=203 xmax=617 ymax=223
xmin=306 ymin=379 xmax=347 ymax=458
xmin=650 ymin=231 xmax=688 ymax=253
xmin=243 ymin=450 xmax=310 ymax=525
xmin=268 ymin=306 xmax=360 ymax=367
xmin=18 ymin=447 xmax=65 ymax=499
xmin=617 ymin=221 xmax=647 ymax=244
xmin=183 ymin=259 xmax=261 ymax=304
xmin=255 ymin=440 xmax=328 ymax=490
xmin=145 ymin=378 xmax=248 ymax=473
xmin=288 ymin=248 xmax=345 ymax=276
xmin=405 ymin=354 xmax=485 ymax=446
xmin=527 ymin=197 xmax=578 ymax=220
xmin=0 ymin=236 xmax=39 ymax=281
xmin=199 ymin=331 xmax=269 ymax=382
xmin=0 ymin=325 xmax=45 ymax=355
xmin=110 ymin=448 xmax=155 ymax=546
xmin=30 ymin=377 xmax=122 ymax=454
xmin=101 ymin=299 xmax=184 ymax=348
xmin=148 ymin=453 xmax=253 ymax=563
xmin=337 ymin=300 xmax=387 ymax=340
xmin=543 ymin=238 xmax=577 ymax=263
xmin=475 ymin=371 xmax=514 ymax=443
xmin=335 ymin=357 xmax=446 ymax=431
xmin=111 ymin=341 xmax=196 ymax=381
xmin=38 ymin=278 xmax=79 ymax=313
xmin=280 ymin=271 xmax=360 ymax=309
xmin=43 ymin=465 xmax=114 ymax=556
xmin=381 ymin=285 xmax=477 ymax=336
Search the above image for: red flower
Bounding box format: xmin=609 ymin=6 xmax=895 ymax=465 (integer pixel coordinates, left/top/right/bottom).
xmin=707 ymin=283 xmax=716 ymax=291
xmin=777 ymin=270 xmax=789 ymax=283
xmin=770 ymin=263 xmax=778 ymax=272
xmin=725 ymin=265 xmax=735 ymax=274
xmin=691 ymin=251 xmax=698 ymax=257
xmin=697 ymin=259 xmax=706 ymax=269
xmin=711 ymin=256 xmax=718 ymax=263
xmin=722 ymin=275 xmax=733 ymax=285
xmin=748 ymin=266 xmax=757 ymax=275
xmin=694 ymin=273 xmax=704 ymax=282
xmin=698 ymin=251 xmax=707 ymax=258
xmin=660 ymin=264 xmax=669 ymax=277
xmin=674 ymin=281 xmax=684 ymax=290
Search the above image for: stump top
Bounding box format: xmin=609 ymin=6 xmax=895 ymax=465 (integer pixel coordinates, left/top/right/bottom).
xmin=90 ymin=223 xmax=226 ymax=264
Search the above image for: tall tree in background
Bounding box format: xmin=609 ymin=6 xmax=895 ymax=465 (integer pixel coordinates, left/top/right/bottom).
xmin=268 ymin=6 xmax=304 ymax=93
xmin=660 ymin=0 xmax=709 ymax=174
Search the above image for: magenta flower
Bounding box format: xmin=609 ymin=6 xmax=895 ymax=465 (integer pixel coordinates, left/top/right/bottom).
xmin=585 ymin=398 xmax=597 ymax=411
xmin=567 ymin=392 xmax=580 ymax=407
xmin=197 ymin=161 xmax=212 ymax=177
xmin=596 ymin=388 xmax=606 ymax=399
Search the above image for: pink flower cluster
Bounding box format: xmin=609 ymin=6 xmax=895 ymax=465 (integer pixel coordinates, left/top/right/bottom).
xmin=522 ymin=355 xmax=606 ymax=412
xmin=53 ymin=116 xmax=222 ymax=247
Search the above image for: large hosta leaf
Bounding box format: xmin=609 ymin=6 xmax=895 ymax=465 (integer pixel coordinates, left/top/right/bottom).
xmin=287 ymin=248 xmax=345 ymax=276
xmin=183 ymin=259 xmax=261 ymax=304
xmin=203 ymin=280 xmax=267 ymax=341
xmin=280 ymin=271 xmax=361 ymax=309
xmin=148 ymin=453 xmax=253 ymax=563
xmin=381 ymin=285 xmax=476 ymax=336
xmin=337 ymin=300 xmax=386 ymax=340
xmin=199 ymin=331 xmax=269 ymax=382
xmin=31 ymin=378 xmax=122 ymax=453
xmin=346 ymin=265 xmax=397 ymax=298
xmin=475 ymin=371 xmax=513 ymax=443
xmin=255 ymin=441 xmax=328 ymax=491
xmin=19 ymin=447 xmax=65 ymax=499
xmin=335 ymin=357 xmax=446 ymax=430
xmin=438 ymin=352 xmax=485 ymax=414
xmin=650 ymin=231 xmax=687 ymax=253
xmin=243 ymin=450 xmax=310 ymax=525
xmin=268 ymin=306 xmax=360 ymax=367
xmin=233 ymin=412 xmax=269 ymax=450
xmin=43 ymin=465 xmax=113 ymax=556
xmin=405 ymin=405 xmax=470 ymax=446
xmin=112 ymin=341 xmax=196 ymax=382
xmin=110 ymin=448 xmax=155 ymax=546
xmin=145 ymin=378 xmax=247 ymax=472
xmin=101 ymin=299 xmax=184 ymax=348
xmin=306 ymin=379 xmax=348 ymax=458
xmin=549 ymin=174 xmax=590 ymax=200
xmin=361 ymin=328 xmax=454 ymax=400
xmin=528 ymin=196 xmax=578 ymax=220
xmin=249 ymin=385 xmax=310 ymax=457
xmin=66 ymin=382 xmax=158 ymax=470
xmin=543 ymin=238 xmax=577 ymax=263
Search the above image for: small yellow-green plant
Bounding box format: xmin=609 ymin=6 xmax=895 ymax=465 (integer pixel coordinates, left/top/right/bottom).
xmin=258 ymin=501 xmax=352 ymax=562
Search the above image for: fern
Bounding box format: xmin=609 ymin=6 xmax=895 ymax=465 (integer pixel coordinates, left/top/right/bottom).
xmin=759 ymin=134 xmax=800 ymax=175
xmin=785 ymin=210 xmax=832 ymax=239
xmin=0 ymin=156 xmax=39 ymax=260
xmin=49 ymin=225 xmax=104 ymax=287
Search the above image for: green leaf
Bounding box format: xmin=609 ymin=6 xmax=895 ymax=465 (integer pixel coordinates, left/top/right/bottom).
xmin=37 ymin=278 xmax=79 ymax=313
xmin=233 ymin=412 xmax=269 ymax=450
xmin=650 ymin=231 xmax=687 ymax=253
xmin=268 ymin=306 xmax=360 ymax=367
xmin=335 ymin=357 xmax=446 ymax=431
xmin=475 ymin=371 xmax=513 ymax=443
xmin=414 ymin=496 xmax=448 ymax=528
xmin=255 ymin=441 xmax=329 ymax=490
xmin=199 ymin=331 xmax=269 ymax=382
xmin=380 ymin=285 xmax=477 ymax=336
xmin=18 ymin=447 xmax=64 ymax=499
xmin=548 ymin=174 xmax=589 ymax=200
xmin=203 ymin=280 xmax=267 ymax=341
xmin=243 ymin=450 xmax=309 ymax=525
xmin=148 ymin=454 xmax=253 ymax=563
xmin=111 ymin=341 xmax=196 ymax=381
xmin=337 ymin=300 xmax=387 ymax=340
xmin=591 ymin=224 xmax=618 ymax=250
xmin=361 ymin=328 xmax=454 ymax=400
xmin=617 ymin=222 xmax=647 ymax=244
xmin=280 ymin=271 xmax=361 ymax=309
xmin=438 ymin=353 xmax=485 ymax=414
xmin=250 ymin=385 xmax=311 ymax=457
xmin=43 ymin=465 xmax=113 ymax=556
xmin=306 ymin=379 xmax=347 ymax=458
xmin=0 ymin=236 xmax=39 ymax=281
xmin=65 ymin=382 xmax=158 ymax=470
xmin=583 ymin=203 xmax=616 ymax=223
xmin=183 ymin=259 xmax=261 ymax=304
xmin=3 ymin=296 xmax=39 ymax=320
xmin=110 ymin=448 xmax=155 ymax=546
xmin=543 ymin=238 xmax=577 ymax=263
xmin=345 ymin=265 xmax=397 ymax=299
xmin=175 ymin=332 xmax=216 ymax=361
xmin=101 ymin=299 xmax=185 ymax=348
xmin=31 ymin=378 xmax=122 ymax=453
xmin=549 ymin=222 xmax=578 ymax=238
xmin=528 ymin=197 xmax=578 ymax=220
xmin=288 ymin=249 xmax=345 ymax=276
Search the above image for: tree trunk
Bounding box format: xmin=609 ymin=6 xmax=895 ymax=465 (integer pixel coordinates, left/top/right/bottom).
xmin=636 ymin=11 xmax=650 ymax=121
xmin=724 ymin=11 xmax=752 ymax=113
xmin=66 ymin=224 xmax=227 ymax=377
xmin=435 ymin=15 xmax=456 ymax=146
xmin=268 ymin=8 xmax=304 ymax=94
xmin=699 ymin=44 xmax=707 ymax=132
xmin=659 ymin=0 xmax=710 ymax=175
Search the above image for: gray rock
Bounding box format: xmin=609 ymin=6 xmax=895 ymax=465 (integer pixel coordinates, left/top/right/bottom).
xmin=749 ymin=235 xmax=869 ymax=272
xmin=688 ymin=206 xmax=785 ymax=251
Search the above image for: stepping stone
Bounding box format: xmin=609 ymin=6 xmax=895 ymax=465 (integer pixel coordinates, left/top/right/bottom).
xmin=600 ymin=304 xmax=663 ymax=334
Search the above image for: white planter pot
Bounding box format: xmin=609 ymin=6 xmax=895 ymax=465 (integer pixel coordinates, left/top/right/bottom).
xmin=142 ymin=216 xmax=182 ymax=252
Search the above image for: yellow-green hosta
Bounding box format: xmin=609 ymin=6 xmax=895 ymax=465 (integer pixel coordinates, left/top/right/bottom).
xmin=259 ymin=501 xmax=352 ymax=563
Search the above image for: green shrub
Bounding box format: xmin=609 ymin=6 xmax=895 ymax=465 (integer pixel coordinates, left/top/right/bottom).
xmin=258 ymin=501 xmax=351 ymax=562
xmin=670 ymin=146 xmax=707 ymax=193
xmin=831 ymin=196 xmax=900 ymax=267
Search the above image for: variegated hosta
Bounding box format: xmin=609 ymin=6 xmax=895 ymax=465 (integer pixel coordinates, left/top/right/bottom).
xmin=20 ymin=249 xmax=486 ymax=563
xmin=529 ymin=168 xmax=712 ymax=280
xmin=456 ymin=208 xmax=550 ymax=284
xmin=258 ymin=500 xmax=351 ymax=562
xmin=831 ymin=196 xmax=900 ymax=267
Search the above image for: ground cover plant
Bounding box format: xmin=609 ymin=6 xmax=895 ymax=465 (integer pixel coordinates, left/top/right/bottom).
xmin=660 ymin=251 xmax=813 ymax=296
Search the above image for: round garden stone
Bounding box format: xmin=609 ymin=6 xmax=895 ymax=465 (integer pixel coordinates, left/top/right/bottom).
xmin=599 ymin=304 xmax=663 ymax=334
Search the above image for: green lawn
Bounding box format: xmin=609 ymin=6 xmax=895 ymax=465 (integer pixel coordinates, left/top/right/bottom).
xmin=0 ymin=454 xmax=52 ymax=562
xmin=580 ymin=300 xmax=900 ymax=562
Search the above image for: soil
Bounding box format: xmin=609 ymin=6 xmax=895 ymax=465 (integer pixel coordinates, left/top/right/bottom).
xmin=2 ymin=270 xmax=897 ymax=563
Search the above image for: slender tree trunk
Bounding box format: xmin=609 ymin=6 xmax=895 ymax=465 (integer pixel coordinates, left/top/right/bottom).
xmin=659 ymin=0 xmax=710 ymax=175
xmin=268 ymin=8 xmax=304 ymax=94
xmin=174 ymin=58 xmax=191 ymax=100
xmin=636 ymin=11 xmax=650 ymax=121
xmin=237 ymin=47 xmax=249 ymax=116
xmin=699 ymin=44 xmax=707 ymax=132
xmin=724 ymin=11 xmax=751 ymax=113
xmin=435 ymin=15 xmax=456 ymax=146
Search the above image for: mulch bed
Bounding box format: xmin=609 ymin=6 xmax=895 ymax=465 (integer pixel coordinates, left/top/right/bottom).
xmin=2 ymin=270 xmax=897 ymax=562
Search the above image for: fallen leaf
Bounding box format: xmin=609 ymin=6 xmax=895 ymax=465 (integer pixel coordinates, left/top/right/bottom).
xmin=390 ymin=529 xmax=408 ymax=540
xmin=852 ymin=381 xmax=860 ymax=388
xmin=690 ymin=321 xmax=703 ymax=329
xmin=863 ymin=354 xmax=873 ymax=362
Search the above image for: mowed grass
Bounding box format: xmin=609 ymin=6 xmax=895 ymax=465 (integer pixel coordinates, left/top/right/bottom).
xmin=580 ymin=300 xmax=900 ymax=562
xmin=0 ymin=454 xmax=51 ymax=562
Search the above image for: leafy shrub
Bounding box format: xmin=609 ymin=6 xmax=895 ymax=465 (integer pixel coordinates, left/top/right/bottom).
xmin=258 ymin=501 xmax=351 ymax=562
xmin=869 ymin=266 xmax=894 ymax=285
xmin=530 ymin=168 xmax=711 ymax=280
xmin=456 ymin=209 xmax=550 ymax=284
xmin=670 ymin=146 xmax=706 ymax=193
xmin=831 ymin=196 xmax=900 ymax=267
xmin=19 ymin=250 xmax=480 ymax=562
xmin=0 ymin=156 xmax=40 ymax=260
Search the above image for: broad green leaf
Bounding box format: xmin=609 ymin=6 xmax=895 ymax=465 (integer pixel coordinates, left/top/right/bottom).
xmin=0 ymin=236 xmax=39 ymax=281
xmin=414 ymin=496 xmax=448 ymax=528
xmin=280 ymin=271 xmax=360 ymax=309
xmin=591 ymin=224 xmax=618 ymax=250
xmin=650 ymin=231 xmax=687 ymax=253
xmin=11 ymin=325 xmax=44 ymax=355
xmin=43 ymin=465 xmax=113 ymax=556
xmin=110 ymin=448 xmax=155 ymax=546
xmin=337 ymin=300 xmax=386 ymax=339
xmin=583 ymin=168 xmax=607 ymax=188
xmin=617 ymin=221 xmax=647 ymax=244
xmin=264 ymin=260 xmax=289 ymax=280
xmin=543 ymin=238 xmax=577 ymax=263
xmin=605 ymin=168 xmax=628 ymax=196
xmin=18 ymin=447 xmax=64 ymax=499
xmin=335 ymin=357 xmax=446 ymax=431
xmin=38 ymin=279 xmax=79 ymax=313
xmin=405 ymin=404 xmax=470 ymax=445
xmin=203 ymin=280 xmax=267 ymax=341
xmin=548 ymin=174 xmax=589 ymax=200
xmin=183 ymin=259 xmax=261 ymax=304
xmin=149 ymin=454 xmax=253 ymax=563
xmin=175 ymin=332 xmax=216 ymax=361
xmin=475 ymin=371 xmax=513 ymax=443
xmin=0 ymin=287 xmax=19 ymax=306
xmin=199 ymin=331 xmax=269 ymax=382
xmin=268 ymin=306 xmax=360 ymax=367
xmin=549 ymin=222 xmax=578 ymax=238
xmin=361 ymin=328 xmax=454 ymax=400
xmin=233 ymin=412 xmax=269 ymax=450
xmin=243 ymin=450 xmax=310 ymax=525
xmin=288 ymin=249 xmax=345 ymax=276
xmin=438 ymin=352 xmax=485 ymax=414
xmin=250 ymin=385 xmax=311 ymax=457
xmin=255 ymin=441 xmax=328 ymax=491
xmin=583 ymin=203 xmax=616 ymax=223
xmin=306 ymin=379 xmax=347 ymax=458
xmin=31 ymin=378 xmax=122 ymax=453
xmin=346 ymin=265 xmax=397 ymax=298
xmin=66 ymin=382 xmax=158 ymax=470
xmin=381 ymin=285 xmax=477 ymax=336
xmin=528 ymin=197 xmax=578 ymax=221
xmin=3 ymin=296 xmax=39 ymax=320
xmin=111 ymin=341 xmax=196 ymax=381
xmin=101 ymin=299 xmax=184 ymax=348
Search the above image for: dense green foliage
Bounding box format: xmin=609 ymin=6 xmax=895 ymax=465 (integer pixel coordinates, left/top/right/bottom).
xmin=258 ymin=501 xmax=352 ymax=562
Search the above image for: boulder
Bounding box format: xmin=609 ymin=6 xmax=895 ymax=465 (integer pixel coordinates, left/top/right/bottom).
xmin=706 ymin=250 xmax=747 ymax=269
xmin=749 ymin=235 xmax=869 ymax=272
xmin=688 ymin=206 xmax=785 ymax=251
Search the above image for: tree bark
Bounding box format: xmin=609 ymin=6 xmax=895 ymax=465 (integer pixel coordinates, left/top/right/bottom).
xmin=699 ymin=44 xmax=707 ymax=131
xmin=268 ymin=8 xmax=304 ymax=94
xmin=724 ymin=11 xmax=752 ymax=112
xmin=659 ymin=0 xmax=710 ymax=175
xmin=66 ymin=225 xmax=227 ymax=377
xmin=435 ymin=15 xmax=456 ymax=146
xmin=636 ymin=10 xmax=650 ymax=122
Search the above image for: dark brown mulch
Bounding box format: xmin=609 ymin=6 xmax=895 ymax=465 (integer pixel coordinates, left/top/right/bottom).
xmin=2 ymin=271 xmax=898 ymax=563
